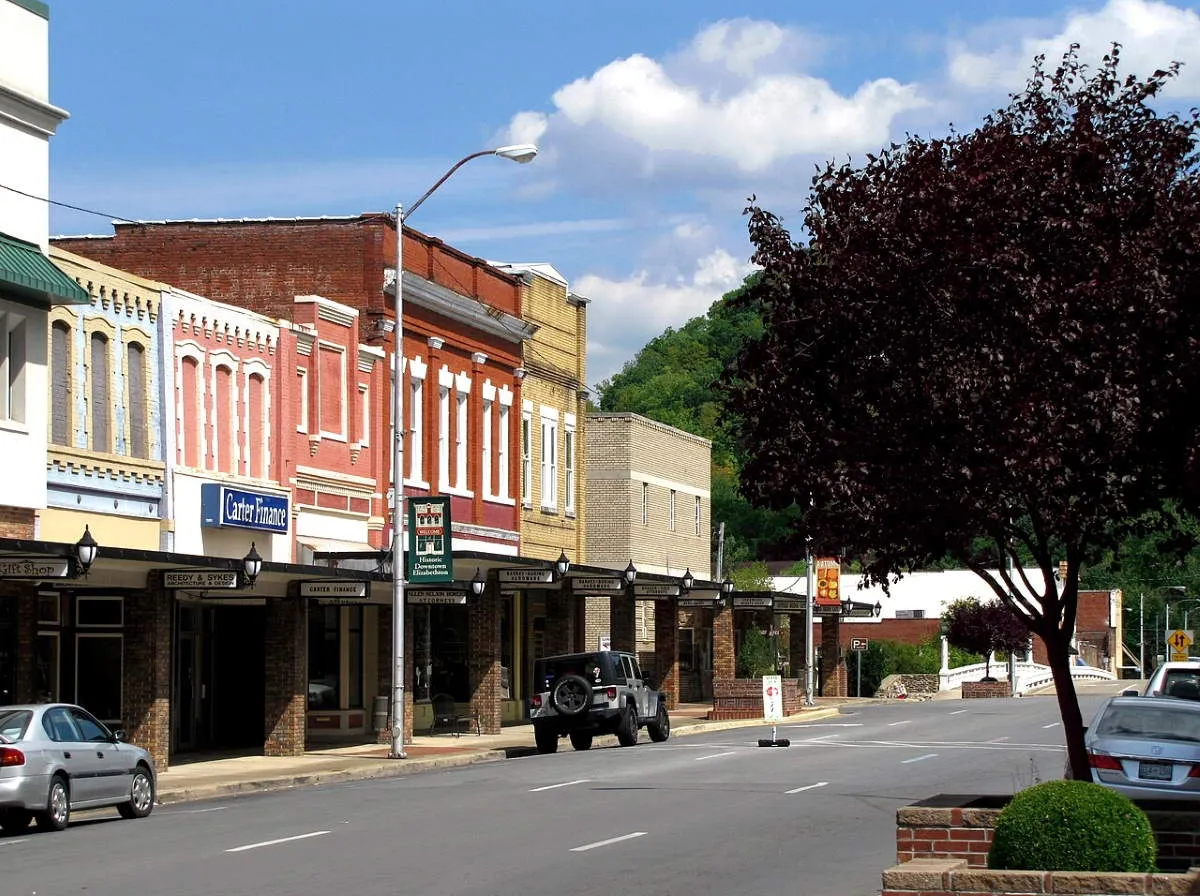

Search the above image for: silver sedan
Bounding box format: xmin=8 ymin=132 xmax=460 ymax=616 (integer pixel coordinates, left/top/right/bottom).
xmin=0 ymin=703 xmax=156 ymax=833
xmin=1085 ymin=696 xmax=1200 ymax=800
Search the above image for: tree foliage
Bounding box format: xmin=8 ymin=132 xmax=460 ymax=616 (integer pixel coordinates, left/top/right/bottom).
xmin=727 ymin=45 xmax=1200 ymax=779
xmin=943 ymin=598 xmax=1031 ymax=678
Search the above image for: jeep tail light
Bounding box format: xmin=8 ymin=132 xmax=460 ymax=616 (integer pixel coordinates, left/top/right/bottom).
xmin=0 ymin=747 xmax=24 ymax=767
xmin=606 ymin=687 xmax=617 ymax=701
xmin=1088 ymin=753 xmax=1123 ymax=771
xmin=531 ymin=695 xmax=542 ymax=710
xmin=1188 ymin=764 xmax=1200 ymax=778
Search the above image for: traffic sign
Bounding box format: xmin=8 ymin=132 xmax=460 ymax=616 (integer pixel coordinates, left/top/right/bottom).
xmin=1169 ymin=629 xmax=1193 ymax=662
xmin=850 ymin=638 xmax=869 ymax=651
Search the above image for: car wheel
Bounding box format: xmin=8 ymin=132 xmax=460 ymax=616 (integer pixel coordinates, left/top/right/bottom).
xmin=648 ymin=703 xmax=670 ymax=742
xmin=36 ymin=776 xmax=69 ymax=832
xmin=616 ymin=704 xmax=639 ymax=747
xmin=534 ymin=723 xmax=559 ymax=754
xmin=549 ymin=674 xmax=593 ymax=717
xmin=117 ymin=765 xmax=155 ymax=819
xmin=569 ymin=731 xmax=593 ymax=751
xmin=0 ymin=809 xmax=32 ymax=834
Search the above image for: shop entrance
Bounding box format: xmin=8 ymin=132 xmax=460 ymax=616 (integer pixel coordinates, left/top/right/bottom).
xmin=174 ymin=602 xmax=265 ymax=752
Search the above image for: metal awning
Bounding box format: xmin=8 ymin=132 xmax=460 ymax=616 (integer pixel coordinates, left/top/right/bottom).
xmin=0 ymin=232 xmax=90 ymax=307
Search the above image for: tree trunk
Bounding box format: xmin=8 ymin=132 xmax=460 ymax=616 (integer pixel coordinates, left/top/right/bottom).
xmin=1044 ymin=628 xmax=1089 ymax=780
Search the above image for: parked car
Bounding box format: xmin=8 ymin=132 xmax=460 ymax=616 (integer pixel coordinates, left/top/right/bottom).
xmin=0 ymin=703 xmax=156 ymax=834
xmin=528 ymin=650 xmax=670 ymax=754
xmin=1121 ymin=661 xmax=1200 ymax=699
xmin=1083 ymin=695 xmax=1200 ymax=800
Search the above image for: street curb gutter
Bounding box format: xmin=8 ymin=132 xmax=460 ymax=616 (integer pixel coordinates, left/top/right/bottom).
xmin=155 ymin=706 xmax=844 ymax=806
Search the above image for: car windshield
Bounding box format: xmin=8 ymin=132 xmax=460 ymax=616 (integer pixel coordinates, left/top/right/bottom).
xmin=1096 ymin=703 xmax=1200 ymax=743
xmin=1161 ymin=670 xmax=1200 ymax=700
xmin=0 ymin=710 xmax=32 ymax=743
xmin=534 ymin=654 xmax=609 ymax=690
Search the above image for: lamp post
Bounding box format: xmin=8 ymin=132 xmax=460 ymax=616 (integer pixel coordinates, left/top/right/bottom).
xmin=804 ymin=543 xmax=815 ymax=706
xmin=1160 ymin=585 xmax=1187 ymax=666
xmin=389 ymin=143 xmax=538 ymax=760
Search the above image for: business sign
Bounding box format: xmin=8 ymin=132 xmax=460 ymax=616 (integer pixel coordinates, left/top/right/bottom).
xmin=407 ymin=497 xmax=452 ymax=584
xmin=570 ymin=576 xmax=622 ymax=593
xmin=598 ymin=634 xmax=612 ymax=651
xmin=498 ymin=568 xmax=554 ymax=587
xmin=773 ymin=597 xmax=807 ymax=613
xmin=815 ymin=557 xmax=841 ymax=607
xmin=850 ymin=638 xmax=870 ymax=651
xmin=0 ymin=556 xmax=73 ymax=579
xmin=201 ymin=483 xmax=289 ymax=534
xmin=164 ymin=569 xmax=240 ymax=590
xmin=733 ymin=595 xmax=773 ymax=609
xmin=299 ymin=581 xmax=368 ymax=601
xmin=679 ymin=598 xmax=718 ymax=608
xmin=407 ymin=589 xmax=467 ymax=605
xmin=762 ymin=674 xmax=784 ymax=722
xmin=634 ymin=583 xmax=680 ymax=600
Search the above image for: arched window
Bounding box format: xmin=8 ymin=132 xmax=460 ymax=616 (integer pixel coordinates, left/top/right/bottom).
xmin=90 ymin=333 xmax=110 ymax=453
xmin=247 ymin=372 xmax=265 ymax=478
xmin=126 ymin=342 xmax=148 ymax=458
xmin=51 ymin=322 xmax=71 ymax=446
xmin=215 ymin=365 xmax=234 ymax=473
xmin=181 ymin=356 xmax=200 ymax=467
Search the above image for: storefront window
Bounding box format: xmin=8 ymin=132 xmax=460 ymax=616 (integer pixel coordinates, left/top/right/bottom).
xmin=411 ymin=603 xmax=471 ymax=703
xmin=35 ymin=633 xmax=59 ymax=703
xmin=308 ymin=606 xmax=339 ymax=710
xmin=0 ymin=599 xmax=15 ymax=705
xmin=347 ymin=607 xmax=363 ymax=709
xmin=678 ymin=628 xmax=695 ymax=672
xmin=76 ymin=634 xmax=121 ymax=723
xmin=500 ymin=596 xmax=513 ymax=700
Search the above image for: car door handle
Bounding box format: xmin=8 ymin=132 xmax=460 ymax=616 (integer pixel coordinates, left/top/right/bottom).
xmin=62 ymin=751 xmax=71 ymax=759
xmin=96 ymin=751 xmax=105 ymax=758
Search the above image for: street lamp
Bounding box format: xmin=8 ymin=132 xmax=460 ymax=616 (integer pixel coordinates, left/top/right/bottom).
xmin=74 ymin=525 xmax=98 ymax=577
xmin=389 ymin=143 xmax=538 ymax=760
xmin=554 ymin=551 xmax=570 ymax=580
xmin=1160 ymin=585 xmax=1188 ymax=664
xmin=242 ymin=542 xmax=263 ymax=588
xmin=681 ymin=568 xmax=694 ymax=593
xmin=719 ymin=576 xmax=734 ymax=608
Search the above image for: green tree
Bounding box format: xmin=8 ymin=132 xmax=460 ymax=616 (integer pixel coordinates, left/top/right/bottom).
xmin=727 ymin=47 xmax=1200 ymax=780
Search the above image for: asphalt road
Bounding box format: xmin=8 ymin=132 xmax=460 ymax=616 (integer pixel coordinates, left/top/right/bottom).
xmin=2 ymin=694 xmax=1110 ymax=896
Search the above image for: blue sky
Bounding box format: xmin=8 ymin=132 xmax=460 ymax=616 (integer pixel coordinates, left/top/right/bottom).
xmin=44 ymin=0 xmax=1200 ymax=384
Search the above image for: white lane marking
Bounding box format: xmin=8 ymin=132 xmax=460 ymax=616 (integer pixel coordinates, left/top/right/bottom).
xmin=949 ymin=709 xmax=968 ymax=715
xmin=530 ymin=779 xmax=591 ymax=792
xmin=784 ymin=723 xmax=863 ymax=728
xmin=1041 ymin=723 xmax=1061 ymax=729
xmin=989 ymin=736 xmax=1010 ymax=743
xmin=785 ymin=781 xmax=829 ymax=795
xmin=571 ymin=831 xmax=647 ymax=852
xmin=693 ymin=751 xmax=737 ymax=761
xmin=171 ymin=805 xmax=228 ymax=814
xmin=901 ymin=753 xmax=938 ymax=764
xmin=226 ymin=831 xmax=330 ymax=853
xmin=887 ymin=720 xmax=912 ymax=727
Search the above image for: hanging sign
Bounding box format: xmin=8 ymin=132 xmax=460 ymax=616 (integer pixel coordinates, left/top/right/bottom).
xmin=570 ymin=576 xmax=622 ymax=593
xmin=0 ymin=556 xmax=73 ymax=579
xmin=407 ymin=497 xmax=452 ymax=584
xmin=773 ymin=597 xmax=807 ymax=613
xmin=634 ymin=583 xmax=680 ymax=600
xmin=679 ymin=598 xmax=718 ymax=608
xmin=733 ymin=595 xmax=773 ymax=609
xmin=815 ymin=557 xmax=841 ymax=607
xmin=299 ymin=581 xmax=368 ymax=601
xmin=407 ymin=589 xmax=467 ymax=605
xmin=498 ymin=568 xmax=554 ymax=587
xmin=164 ymin=569 xmax=240 ymax=590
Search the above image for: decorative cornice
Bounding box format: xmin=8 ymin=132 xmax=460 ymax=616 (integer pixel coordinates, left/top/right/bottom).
xmin=0 ymin=80 xmax=68 ymax=138
xmin=387 ymin=269 xmax=538 ymax=345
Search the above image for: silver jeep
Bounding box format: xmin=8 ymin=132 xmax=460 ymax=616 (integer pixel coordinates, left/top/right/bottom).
xmin=529 ymin=650 xmax=670 ymax=753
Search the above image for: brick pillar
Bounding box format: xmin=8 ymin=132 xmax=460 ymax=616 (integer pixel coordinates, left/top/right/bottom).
xmin=123 ymin=574 xmax=171 ymax=771
xmin=468 ymin=581 xmax=501 ymax=734
xmin=264 ymin=585 xmax=307 ymax=756
xmin=653 ymin=600 xmax=679 ymax=708
xmin=13 ymin=584 xmax=36 ymax=704
xmin=713 ymin=602 xmax=735 ymax=679
xmin=821 ymin=617 xmax=847 ymax=697
xmin=610 ymin=591 xmax=636 ymax=653
xmin=376 ymin=603 xmax=391 ymax=744
xmin=790 ymin=614 xmax=809 ymax=700
xmin=544 ymin=582 xmax=574 ymax=658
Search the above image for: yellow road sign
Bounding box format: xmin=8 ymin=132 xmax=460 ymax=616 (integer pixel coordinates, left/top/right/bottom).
xmin=1169 ymin=629 xmax=1193 ymax=654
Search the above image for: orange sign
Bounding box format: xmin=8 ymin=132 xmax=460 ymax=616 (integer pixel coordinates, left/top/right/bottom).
xmin=815 ymin=557 xmax=841 ymax=607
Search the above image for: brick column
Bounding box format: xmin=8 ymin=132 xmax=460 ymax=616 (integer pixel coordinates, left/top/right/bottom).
xmin=610 ymin=591 xmax=636 ymax=653
xmin=123 ymin=574 xmax=171 ymax=771
xmin=713 ymin=602 xmax=735 ymax=679
xmin=653 ymin=599 xmax=679 ymax=709
xmin=468 ymin=581 xmax=501 ymax=734
xmin=789 ymin=614 xmax=809 ymax=700
xmin=13 ymin=584 xmax=36 ymax=704
xmin=544 ymin=582 xmax=575 ymax=658
xmin=376 ymin=604 xmax=391 ymax=744
xmin=264 ymin=584 xmax=307 ymax=756
xmin=821 ymin=617 xmax=847 ymax=697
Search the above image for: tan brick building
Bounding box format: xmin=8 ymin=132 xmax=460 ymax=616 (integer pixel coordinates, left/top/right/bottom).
xmin=585 ymin=413 xmax=713 ymax=699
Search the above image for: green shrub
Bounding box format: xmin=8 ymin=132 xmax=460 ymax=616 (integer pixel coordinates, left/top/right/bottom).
xmin=736 ymin=628 xmax=776 ymax=678
xmin=987 ymin=780 xmax=1156 ymax=872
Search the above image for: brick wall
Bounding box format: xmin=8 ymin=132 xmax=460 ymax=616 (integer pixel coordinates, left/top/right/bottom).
xmin=962 ymin=680 xmax=1012 ymax=698
xmin=264 ymin=593 xmax=306 ymax=756
xmin=469 ymin=593 xmax=501 ymax=734
xmin=822 ymin=616 xmax=848 ymax=696
xmin=123 ymin=578 xmax=171 ymax=770
xmin=0 ymin=506 xmax=34 ymax=538
xmin=881 ymin=857 xmax=1198 ymax=896
xmin=829 ymin=617 xmax=942 ymax=647
xmin=653 ymin=600 xmax=679 ymax=708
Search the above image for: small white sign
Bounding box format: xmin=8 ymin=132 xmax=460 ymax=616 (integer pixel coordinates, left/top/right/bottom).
xmin=634 ymin=583 xmax=681 ymax=599
xmin=599 ymin=634 xmax=612 ymax=652
xmin=762 ymin=674 xmax=784 ymax=722
xmin=299 ymin=581 xmax=368 ymax=599
xmin=498 ymin=568 xmax=554 ymax=586
xmin=407 ymin=590 xmax=467 ymax=605
xmin=850 ymin=638 xmax=869 ymax=651
xmin=164 ymin=570 xmax=239 ymax=590
xmin=571 ymin=576 xmax=622 ymax=593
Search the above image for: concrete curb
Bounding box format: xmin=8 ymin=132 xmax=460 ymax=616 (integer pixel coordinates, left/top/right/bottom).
xmin=155 ymin=706 xmax=845 ymax=806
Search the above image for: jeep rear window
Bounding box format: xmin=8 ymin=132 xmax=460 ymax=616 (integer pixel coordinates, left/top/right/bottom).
xmin=535 ymin=654 xmax=611 ymax=690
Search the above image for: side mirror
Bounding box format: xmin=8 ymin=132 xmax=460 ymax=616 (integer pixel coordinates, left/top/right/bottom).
xmin=112 ymin=729 xmax=126 ymax=743
xmin=1121 ymin=688 xmax=1139 ymax=697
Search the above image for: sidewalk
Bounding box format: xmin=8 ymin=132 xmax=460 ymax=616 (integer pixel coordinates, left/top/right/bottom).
xmin=154 ymin=700 xmax=851 ymax=805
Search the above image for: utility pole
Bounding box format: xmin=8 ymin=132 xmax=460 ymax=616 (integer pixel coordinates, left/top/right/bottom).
xmin=715 ymin=522 xmax=725 ymax=581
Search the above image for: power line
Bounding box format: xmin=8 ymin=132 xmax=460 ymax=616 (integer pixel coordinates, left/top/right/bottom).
xmin=0 ymin=182 xmax=142 ymax=225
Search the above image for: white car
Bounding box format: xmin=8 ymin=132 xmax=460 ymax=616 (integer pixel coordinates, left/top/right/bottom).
xmin=1122 ymin=662 xmax=1200 ymax=699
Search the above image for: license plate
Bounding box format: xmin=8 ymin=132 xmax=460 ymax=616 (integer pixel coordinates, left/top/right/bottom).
xmin=1139 ymin=761 xmax=1173 ymax=781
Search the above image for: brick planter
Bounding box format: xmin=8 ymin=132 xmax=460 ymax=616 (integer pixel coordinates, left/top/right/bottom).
xmin=709 ymin=677 xmax=801 ymax=720
xmin=896 ymin=794 xmax=1200 ymax=873
xmin=882 ymin=857 xmax=1200 ymax=895
xmin=961 ymin=679 xmax=1012 ymax=698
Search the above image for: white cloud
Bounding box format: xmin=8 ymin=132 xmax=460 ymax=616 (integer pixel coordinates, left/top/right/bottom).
xmin=578 ymin=247 xmax=755 ymax=384
xmin=948 ymin=0 xmax=1200 ymax=94
xmin=505 ymin=18 xmax=926 ymax=174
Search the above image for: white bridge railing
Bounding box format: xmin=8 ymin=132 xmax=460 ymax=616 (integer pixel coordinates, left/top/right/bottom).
xmin=939 ymin=659 xmax=1115 ymax=695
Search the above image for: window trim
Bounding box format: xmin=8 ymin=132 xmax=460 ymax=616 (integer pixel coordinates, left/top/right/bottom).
xmin=520 ymin=404 xmax=533 ymax=508
xmin=317 ymin=341 xmax=348 ymax=441
xmin=539 ymin=407 xmax=558 ymax=511
xmin=564 ymin=419 xmax=576 ymax=514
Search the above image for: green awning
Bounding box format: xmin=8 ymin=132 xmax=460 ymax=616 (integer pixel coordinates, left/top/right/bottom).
xmin=0 ymin=232 xmax=90 ymax=307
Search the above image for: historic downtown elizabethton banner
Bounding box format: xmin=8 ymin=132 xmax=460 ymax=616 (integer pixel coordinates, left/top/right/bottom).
xmin=407 ymin=496 xmax=453 ymax=584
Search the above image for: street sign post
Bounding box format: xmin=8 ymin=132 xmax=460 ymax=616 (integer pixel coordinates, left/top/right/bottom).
xmin=1169 ymin=629 xmax=1194 ymax=662
xmin=757 ymin=674 xmax=790 ymax=748
xmin=850 ymin=638 xmax=869 ymax=697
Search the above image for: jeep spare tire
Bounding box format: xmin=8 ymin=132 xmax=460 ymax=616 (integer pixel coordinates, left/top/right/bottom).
xmin=550 ymin=674 xmax=592 ymax=717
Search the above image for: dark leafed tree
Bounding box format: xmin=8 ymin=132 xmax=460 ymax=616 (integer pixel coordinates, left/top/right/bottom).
xmin=943 ymin=598 xmax=1032 ymax=680
xmin=726 ymin=45 xmax=1200 ymax=780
